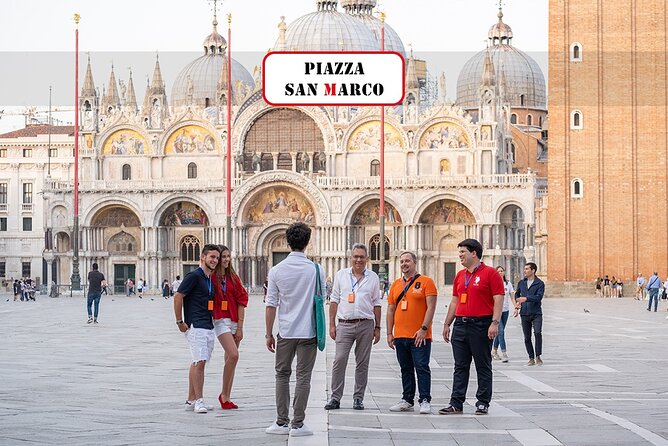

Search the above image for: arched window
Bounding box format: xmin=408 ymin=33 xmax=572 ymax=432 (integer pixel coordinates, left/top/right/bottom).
xmin=510 ymin=143 xmax=516 ymax=163
xmin=571 ymin=110 xmax=583 ymax=129
xmin=122 ymin=164 xmax=131 ymax=180
xmin=369 ymin=234 xmax=390 ymax=262
xmin=527 ymin=114 xmax=533 ymax=126
xmin=520 ymin=94 xmax=525 ymax=107
xmin=570 ymin=42 xmax=583 ymax=62
xmin=571 ymin=178 xmax=584 ymax=198
xmin=370 ymin=159 xmax=380 ymax=176
xmin=510 ymin=114 xmax=517 ymax=124
xmin=180 ymin=235 xmax=201 ymax=262
xmin=187 ymin=162 xmax=197 ymax=179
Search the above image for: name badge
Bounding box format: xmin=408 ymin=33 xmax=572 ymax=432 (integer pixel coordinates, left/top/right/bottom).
xmin=221 ymin=300 xmax=228 ymax=311
xmin=348 ymin=292 xmax=355 ymax=303
xmin=460 ymin=293 xmax=468 ymax=304
xmin=400 ymin=300 xmax=408 ymax=310
xmin=207 ymin=300 xmax=214 ymax=311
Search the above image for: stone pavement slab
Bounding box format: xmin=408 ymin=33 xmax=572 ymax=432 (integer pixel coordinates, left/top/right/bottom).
xmin=1 ymin=294 xmax=667 ymax=445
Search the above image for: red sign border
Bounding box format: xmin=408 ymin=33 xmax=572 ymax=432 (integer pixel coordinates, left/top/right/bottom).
xmin=262 ymin=51 xmax=406 ymax=107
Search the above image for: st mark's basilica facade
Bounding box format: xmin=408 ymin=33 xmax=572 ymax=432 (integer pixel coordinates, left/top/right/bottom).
xmin=2 ymin=0 xmax=547 ymax=293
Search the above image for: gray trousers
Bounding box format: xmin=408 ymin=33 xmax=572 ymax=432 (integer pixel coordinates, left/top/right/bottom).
xmin=330 ymin=319 xmax=374 ymax=402
xmin=275 ymin=336 xmax=318 ymax=428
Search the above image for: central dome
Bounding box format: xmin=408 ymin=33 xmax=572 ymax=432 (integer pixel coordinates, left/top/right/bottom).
xmin=275 ymin=0 xmax=378 ymax=51
xmin=342 ymin=0 xmax=405 ymax=57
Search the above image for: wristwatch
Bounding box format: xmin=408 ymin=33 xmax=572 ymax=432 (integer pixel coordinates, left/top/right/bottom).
xmin=491 ymin=320 xmax=500 ymax=325
xmin=420 ymin=325 xmax=428 ymax=331
xmin=176 ymin=320 xmax=183 ymax=325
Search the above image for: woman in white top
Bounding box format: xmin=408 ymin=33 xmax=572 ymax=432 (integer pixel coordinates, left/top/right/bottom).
xmin=492 ymin=266 xmax=518 ymax=363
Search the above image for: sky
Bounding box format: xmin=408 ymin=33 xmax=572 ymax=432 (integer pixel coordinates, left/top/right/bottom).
xmin=0 ymin=0 xmax=547 ymax=131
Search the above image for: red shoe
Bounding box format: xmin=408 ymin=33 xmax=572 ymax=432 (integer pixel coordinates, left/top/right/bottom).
xmin=218 ymin=394 xmax=238 ymax=409
xmin=221 ymin=400 xmax=238 ymax=410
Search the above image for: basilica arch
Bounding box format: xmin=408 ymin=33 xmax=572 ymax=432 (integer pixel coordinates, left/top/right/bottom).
xmin=239 ymin=107 xmax=327 ymax=173
xmin=154 ymin=198 xmax=211 ymax=280
xmin=497 ymin=203 xmax=527 ymax=283
xmin=416 ymin=197 xmax=478 ymax=286
xmin=235 ymin=180 xmax=319 ymax=287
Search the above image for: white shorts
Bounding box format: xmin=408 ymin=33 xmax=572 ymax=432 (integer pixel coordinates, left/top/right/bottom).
xmin=213 ymin=318 xmax=238 ymax=337
xmin=184 ymin=327 xmax=215 ymax=363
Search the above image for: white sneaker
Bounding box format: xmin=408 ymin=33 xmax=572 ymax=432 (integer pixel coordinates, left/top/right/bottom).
xmin=265 ymin=422 xmax=290 ymax=435
xmin=185 ymin=400 xmax=214 ymax=411
xmin=194 ymin=398 xmax=208 ymax=413
xmin=419 ymin=400 xmax=431 ymax=414
xmin=389 ymin=400 xmax=414 ymax=412
xmin=492 ymin=350 xmax=501 ymax=360
xmin=501 ymin=352 xmax=509 ymax=363
xmin=289 ymin=424 xmax=314 ymax=437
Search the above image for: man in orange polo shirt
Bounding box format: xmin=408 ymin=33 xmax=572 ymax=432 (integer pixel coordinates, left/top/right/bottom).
xmin=386 ymin=251 xmax=438 ymax=414
xmin=441 ymin=239 xmax=503 ymax=415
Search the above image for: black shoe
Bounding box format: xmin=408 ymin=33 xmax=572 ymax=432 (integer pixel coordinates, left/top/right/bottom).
xmin=324 ymin=399 xmax=340 ymax=410
xmin=438 ymin=405 xmax=463 ymax=415
xmin=474 ymin=403 xmax=488 ymax=415
xmin=353 ymin=399 xmax=364 ymax=410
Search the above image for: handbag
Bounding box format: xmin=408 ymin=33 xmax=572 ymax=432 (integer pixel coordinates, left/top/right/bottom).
xmin=313 ymin=262 xmax=326 ymax=351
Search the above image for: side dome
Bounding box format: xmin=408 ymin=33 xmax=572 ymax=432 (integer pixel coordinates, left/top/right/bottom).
xmin=171 ymin=56 xmax=254 ymax=108
xmin=456 ymin=8 xmax=546 ymax=110
xmin=275 ymin=1 xmax=378 ymax=51
xmin=171 ymin=16 xmax=254 ymax=108
xmin=351 ymin=14 xmax=405 ymax=56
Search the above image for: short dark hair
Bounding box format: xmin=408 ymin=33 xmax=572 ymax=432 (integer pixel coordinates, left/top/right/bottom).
xmin=201 ymin=244 xmax=221 ymax=257
xmin=92 ymin=263 xmax=99 ymax=270
xmin=176 ymin=275 xmax=180 ymax=280
xmin=458 ymin=238 xmax=483 ymax=259
xmin=286 ymin=222 xmax=311 ymax=251
xmin=525 ymin=262 xmax=537 ymax=272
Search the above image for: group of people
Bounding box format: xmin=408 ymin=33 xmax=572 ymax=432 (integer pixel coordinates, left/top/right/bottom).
xmin=12 ymin=278 xmax=36 ymax=302
xmin=634 ymin=273 xmax=668 ymax=312
xmin=595 ymin=275 xmax=624 ymax=298
xmin=172 ymin=222 xmax=545 ymax=438
xmin=125 ymin=278 xmax=147 ymax=298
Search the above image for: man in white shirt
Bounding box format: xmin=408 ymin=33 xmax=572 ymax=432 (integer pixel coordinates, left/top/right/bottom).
xmin=324 ymin=243 xmax=381 ymax=411
xmin=265 ymin=222 xmax=326 ymax=438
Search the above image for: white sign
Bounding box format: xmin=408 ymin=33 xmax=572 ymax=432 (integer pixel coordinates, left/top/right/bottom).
xmin=262 ymin=51 xmax=405 ymax=106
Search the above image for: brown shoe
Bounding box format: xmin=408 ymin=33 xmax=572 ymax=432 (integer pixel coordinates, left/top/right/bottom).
xmin=527 ymin=358 xmax=535 ymax=366
xmin=536 ymin=356 xmax=543 ymax=365
xmin=438 ymin=405 xmax=463 ymax=415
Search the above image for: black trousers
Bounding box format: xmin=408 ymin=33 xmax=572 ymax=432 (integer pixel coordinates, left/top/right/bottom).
xmin=521 ymin=314 xmax=543 ymax=358
xmin=449 ymin=317 xmax=493 ymax=409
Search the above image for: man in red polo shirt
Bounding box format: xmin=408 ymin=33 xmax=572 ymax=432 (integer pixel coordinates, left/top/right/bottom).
xmin=440 ymin=239 xmax=503 ymax=415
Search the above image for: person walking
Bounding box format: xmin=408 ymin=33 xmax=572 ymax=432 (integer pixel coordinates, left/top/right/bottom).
xmin=162 ymin=279 xmax=171 ymax=299
xmin=492 ymin=266 xmax=517 ymax=363
xmin=324 ymin=243 xmax=381 ymax=412
xmin=515 ymin=262 xmax=546 ymax=365
xmin=646 ymin=272 xmax=662 ymax=312
xmin=635 ymin=274 xmax=645 ymax=300
xmin=101 ymin=279 xmax=109 ymax=295
xmin=137 ymin=278 xmax=144 ymax=299
xmin=126 ymin=278 xmax=134 ymax=296
xmin=440 ymin=239 xmax=503 ymax=415
xmin=86 ymin=263 xmax=105 ymax=324
xmin=265 ymin=222 xmax=325 ymax=437
xmin=13 ymin=279 xmax=20 ymax=301
xmin=173 ymin=244 xmax=221 ymax=414
xmin=386 ymin=251 xmax=438 ymax=414
xmin=212 ymin=245 xmax=248 ymax=410
xmin=171 ymin=275 xmax=182 ymax=297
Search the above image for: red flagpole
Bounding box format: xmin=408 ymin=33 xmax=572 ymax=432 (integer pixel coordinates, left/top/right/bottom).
xmin=379 ymin=12 xmax=386 ymax=285
xmin=226 ymin=13 xmax=232 ymax=248
xmin=74 ymin=16 xmax=80 ymax=217
xmin=71 ymin=13 xmax=82 ymax=290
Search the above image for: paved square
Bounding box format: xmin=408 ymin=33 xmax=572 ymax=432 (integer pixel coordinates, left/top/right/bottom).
xmin=1 ymin=293 xmax=667 ymax=445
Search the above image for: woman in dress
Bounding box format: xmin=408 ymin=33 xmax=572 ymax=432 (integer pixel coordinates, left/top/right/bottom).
xmin=492 ymin=266 xmax=517 ymax=363
xmin=212 ymin=245 xmax=248 ymax=409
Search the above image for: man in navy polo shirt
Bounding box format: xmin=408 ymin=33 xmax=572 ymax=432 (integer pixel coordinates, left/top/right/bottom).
xmin=515 ymin=262 xmax=546 ymax=365
xmin=440 ymin=239 xmax=503 ymax=415
xmin=174 ymin=244 xmax=221 ymax=414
